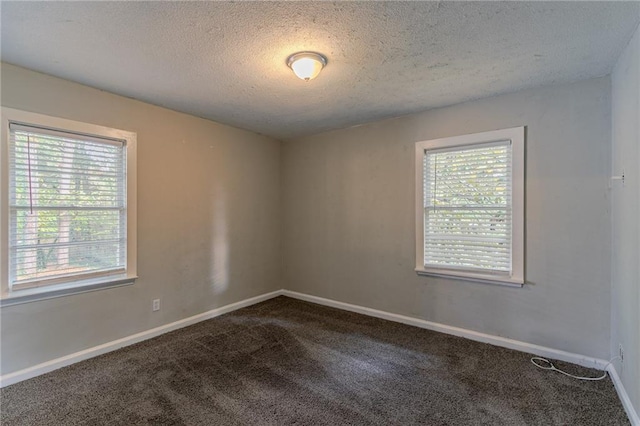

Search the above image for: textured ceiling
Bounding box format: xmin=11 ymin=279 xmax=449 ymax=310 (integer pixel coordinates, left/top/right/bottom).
xmin=2 ymin=1 xmax=639 ymax=140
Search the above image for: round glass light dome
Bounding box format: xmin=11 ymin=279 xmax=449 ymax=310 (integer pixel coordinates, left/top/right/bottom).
xmin=287 ymin=52 xmax=327 ymax=81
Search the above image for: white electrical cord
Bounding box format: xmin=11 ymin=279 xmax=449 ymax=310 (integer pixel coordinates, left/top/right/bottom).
xmin=531 ymin=356 xmax=621 ymax=381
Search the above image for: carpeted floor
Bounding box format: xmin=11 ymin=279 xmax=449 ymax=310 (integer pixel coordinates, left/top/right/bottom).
xmin=0 ymin=296 xmax=629 ymax=425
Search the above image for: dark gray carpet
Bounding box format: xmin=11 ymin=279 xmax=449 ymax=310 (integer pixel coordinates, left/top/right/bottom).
xmin=0 ymin=296 xmax=629 ymax=425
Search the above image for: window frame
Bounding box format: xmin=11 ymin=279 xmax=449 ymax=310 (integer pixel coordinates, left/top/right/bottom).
xmin=0 ymin=107 xmax=137 ymax=306
xmin=415 ymin=127 xmax=525 ymax=287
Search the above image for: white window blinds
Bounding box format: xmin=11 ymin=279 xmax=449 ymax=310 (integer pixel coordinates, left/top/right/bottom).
xmin=8 ymin=123 xmax=127 ymax=288
xmin=423 ymin=140 xmax=512 ymax=274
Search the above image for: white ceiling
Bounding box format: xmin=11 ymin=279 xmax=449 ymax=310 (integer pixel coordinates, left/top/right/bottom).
xmin=2 ymin=2 xmax=639 ymax=140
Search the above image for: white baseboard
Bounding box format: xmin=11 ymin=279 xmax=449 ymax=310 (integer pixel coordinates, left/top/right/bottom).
xmin=281 ymin=290 xmax=610 ymax=370
xmin=290 ymin=287 xmax=636 ymax=423
xmin=4 ymin=288 xmax=633 ymax=425
xmin=0 ymin=290 xmax=283 ymax=388
xmin=608 ymin=364 xmax=640 ymax=426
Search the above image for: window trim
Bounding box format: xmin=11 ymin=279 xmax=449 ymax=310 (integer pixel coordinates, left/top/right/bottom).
xmin=0 ymin=107 xmax=137 ymax=304
xmin=414 ymin=127 xmax=525 ymax=286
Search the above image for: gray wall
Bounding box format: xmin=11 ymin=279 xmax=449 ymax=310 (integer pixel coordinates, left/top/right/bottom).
xmin=0 ymin=61 xmax=622 ymax=382
xmin=611 ymin=21 xmax=640 ymax=415
xmin=0 ymin=63 xmax=282 ymax=375
xmin=283 ymin=77 xmax=612 ymax=359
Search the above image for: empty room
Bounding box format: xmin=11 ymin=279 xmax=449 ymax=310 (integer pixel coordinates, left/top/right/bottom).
xmin=1 ymin=1 xmax=639 ymax=425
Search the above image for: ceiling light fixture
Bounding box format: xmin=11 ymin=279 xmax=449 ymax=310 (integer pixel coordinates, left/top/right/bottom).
xmin=287 ymin=51 xmax=327 ymax=82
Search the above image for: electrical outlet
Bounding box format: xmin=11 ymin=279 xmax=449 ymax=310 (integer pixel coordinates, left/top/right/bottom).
xmin=619 ymin=344 xmax=624 ymax=362
xmin=152 ymin=299 xmax=160 ymax=312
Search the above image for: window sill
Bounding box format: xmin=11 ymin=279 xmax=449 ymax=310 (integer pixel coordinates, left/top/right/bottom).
xmin=415 ymin=268 xmax=523 ymax=288
xmin=0 ymin=275 xmax=137 ymax=307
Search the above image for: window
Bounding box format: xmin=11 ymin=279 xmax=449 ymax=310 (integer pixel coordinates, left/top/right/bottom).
xmin=415 ymin=127 xmax=524 ymax=286
xmin=1 ymin=108 xmax=137 ymax=304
